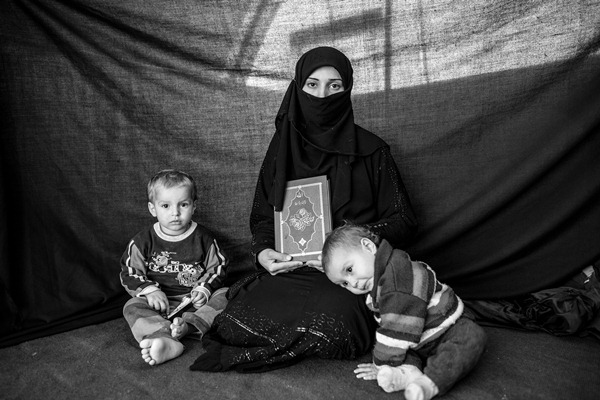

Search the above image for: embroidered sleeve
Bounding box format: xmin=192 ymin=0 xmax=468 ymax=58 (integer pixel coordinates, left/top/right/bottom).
xmin=250 ymin=153 xmax=277 ymax=262
xmin=365 ymin=147 xmax=418 ymax=248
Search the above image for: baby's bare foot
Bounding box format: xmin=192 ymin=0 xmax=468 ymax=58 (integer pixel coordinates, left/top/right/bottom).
xmin=170 ymin=317 xmax=190 ymax=340
xmin=139 ymin=337 xmax=183 ymax=366
xmin=377 ymin=364 xmax=423 ymax=393
xmin=404 ymin=375 xmax=439 ymax=400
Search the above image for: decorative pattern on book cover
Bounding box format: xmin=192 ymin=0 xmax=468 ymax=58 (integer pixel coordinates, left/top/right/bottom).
xmin=274 ymin=175 xmax=332 ymax=262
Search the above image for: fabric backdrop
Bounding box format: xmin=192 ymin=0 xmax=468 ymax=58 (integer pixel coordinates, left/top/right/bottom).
xmin=1 ymin=0 xmax=599 ymax=347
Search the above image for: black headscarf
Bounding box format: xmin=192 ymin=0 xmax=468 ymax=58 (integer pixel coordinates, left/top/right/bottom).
xmin=267 ymin=46 xmax=387 ymax=212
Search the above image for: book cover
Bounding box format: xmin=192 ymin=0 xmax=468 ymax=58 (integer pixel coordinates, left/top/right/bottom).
xmin=274 ymin=175 xmax=332 ymax=262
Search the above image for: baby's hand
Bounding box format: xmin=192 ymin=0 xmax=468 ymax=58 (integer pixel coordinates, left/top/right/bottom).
xmin=354 ymin=363 xmax=380 ymax=380
xmin=145 ymin=290 xmax=169 ymax=315
xmin=189 ymin=290 xmax=207 ymax=309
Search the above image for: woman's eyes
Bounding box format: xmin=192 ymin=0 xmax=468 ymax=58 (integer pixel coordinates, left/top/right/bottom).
xmin=304 ymin=81 xmax=343 ymax=90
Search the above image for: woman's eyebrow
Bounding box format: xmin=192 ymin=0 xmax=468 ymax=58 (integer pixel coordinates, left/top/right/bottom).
xmin=306 ymin=77 xmax=342 ymax=81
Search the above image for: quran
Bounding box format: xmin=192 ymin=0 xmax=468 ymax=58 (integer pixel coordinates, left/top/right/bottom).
xmin=274 ymin=175 xmax=332 ymax=262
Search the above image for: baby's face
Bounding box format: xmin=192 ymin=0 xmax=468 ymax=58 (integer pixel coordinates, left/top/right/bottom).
xmin=325 ymin=238 xmax=376 ymax=295
xmin=148 ymin=184 xmax=196 ymax=236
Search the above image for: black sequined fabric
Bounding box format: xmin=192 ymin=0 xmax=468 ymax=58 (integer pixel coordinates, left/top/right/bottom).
xmin=190 ymin=268 xmax=376 ymax=372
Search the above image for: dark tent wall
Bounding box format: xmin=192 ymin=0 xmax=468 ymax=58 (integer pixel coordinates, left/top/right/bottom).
xmin=1 ymin=0 xmax=599 ymax=347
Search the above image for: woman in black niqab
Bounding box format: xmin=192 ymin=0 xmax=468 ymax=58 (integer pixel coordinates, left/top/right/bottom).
xmin=269 ymin=46 xmax=387 ymax=217
xmin=191 ymin=47 xmax=418 ymax=372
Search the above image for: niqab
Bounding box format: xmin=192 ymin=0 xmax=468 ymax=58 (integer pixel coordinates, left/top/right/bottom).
xmin=267 ymin=46 xmax=387 ymax=212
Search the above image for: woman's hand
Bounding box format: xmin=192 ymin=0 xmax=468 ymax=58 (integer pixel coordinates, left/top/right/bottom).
xmin=305 ymin=255 xmax=323 ymax=272
xmin=258 ymin=248 xmax=304 ymax=275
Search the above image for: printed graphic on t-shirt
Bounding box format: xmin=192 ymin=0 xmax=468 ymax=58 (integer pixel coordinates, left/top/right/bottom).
xmin=176 ymin=267 xmax=203 ymax=286
xmin=148 ymin=251 xmax=204 ymax=287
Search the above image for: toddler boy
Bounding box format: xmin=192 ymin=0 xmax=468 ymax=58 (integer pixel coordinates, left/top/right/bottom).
xmin=322 ymin=223 xmax=486 ymax=400
xmin=120 ymin=169 xmax=229 ymax=366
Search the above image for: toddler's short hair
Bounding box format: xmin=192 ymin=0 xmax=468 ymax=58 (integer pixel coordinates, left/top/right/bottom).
xmin=322 ymin=222 xmax=380 ymax=272
xmin=147 ymin=169 xmax=197 ymax=203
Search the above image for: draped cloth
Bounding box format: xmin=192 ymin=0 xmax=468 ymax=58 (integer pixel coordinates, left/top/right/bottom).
xmin=466 ymin=265 xmax=600 ymax=340
xmin=1 ymin=0 xmax=599 ymax=348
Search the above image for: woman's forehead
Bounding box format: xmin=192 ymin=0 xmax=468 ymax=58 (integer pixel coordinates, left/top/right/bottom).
xmin=296 ymin=46 xmax=352 ymax=85
xmin=306 ymin=66 xmax=342 ymax=80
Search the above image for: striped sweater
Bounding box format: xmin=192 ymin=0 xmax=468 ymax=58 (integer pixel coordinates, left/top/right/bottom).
xmin=120 ymin=221 xmax=229 ymax=301
xmin=366 ymin=240 xmax=463 ymax=366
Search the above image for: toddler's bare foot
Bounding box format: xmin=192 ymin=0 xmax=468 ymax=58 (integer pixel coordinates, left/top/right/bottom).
xmin=404 ymin=375 xmax=439 ymax=400
xmin=377 ymin=364 xmax=423 ymax=393
xmin=170 ymin=317 xmax=189 ymax=340
xmin=139 ymin=337 xmax=183 ymax=366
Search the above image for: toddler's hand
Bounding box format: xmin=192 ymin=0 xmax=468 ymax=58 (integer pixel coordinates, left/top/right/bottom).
xmin=354 ymin=363 xmax=380 ymax=380
xmin=145 ymin=290 xmax=169 ymax=315
xmin=190 ymin=290 xmax=207 ymax=309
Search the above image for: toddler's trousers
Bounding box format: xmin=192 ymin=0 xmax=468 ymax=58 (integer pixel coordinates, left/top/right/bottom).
xmin=123 ymin=287 xmax=228 ymax=342
xmin=416 ymin=316 xmax=487 ymax=395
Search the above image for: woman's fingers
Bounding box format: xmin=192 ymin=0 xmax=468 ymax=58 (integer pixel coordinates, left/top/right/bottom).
xmin=258 ymin=248 xmax=303 ymax=274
